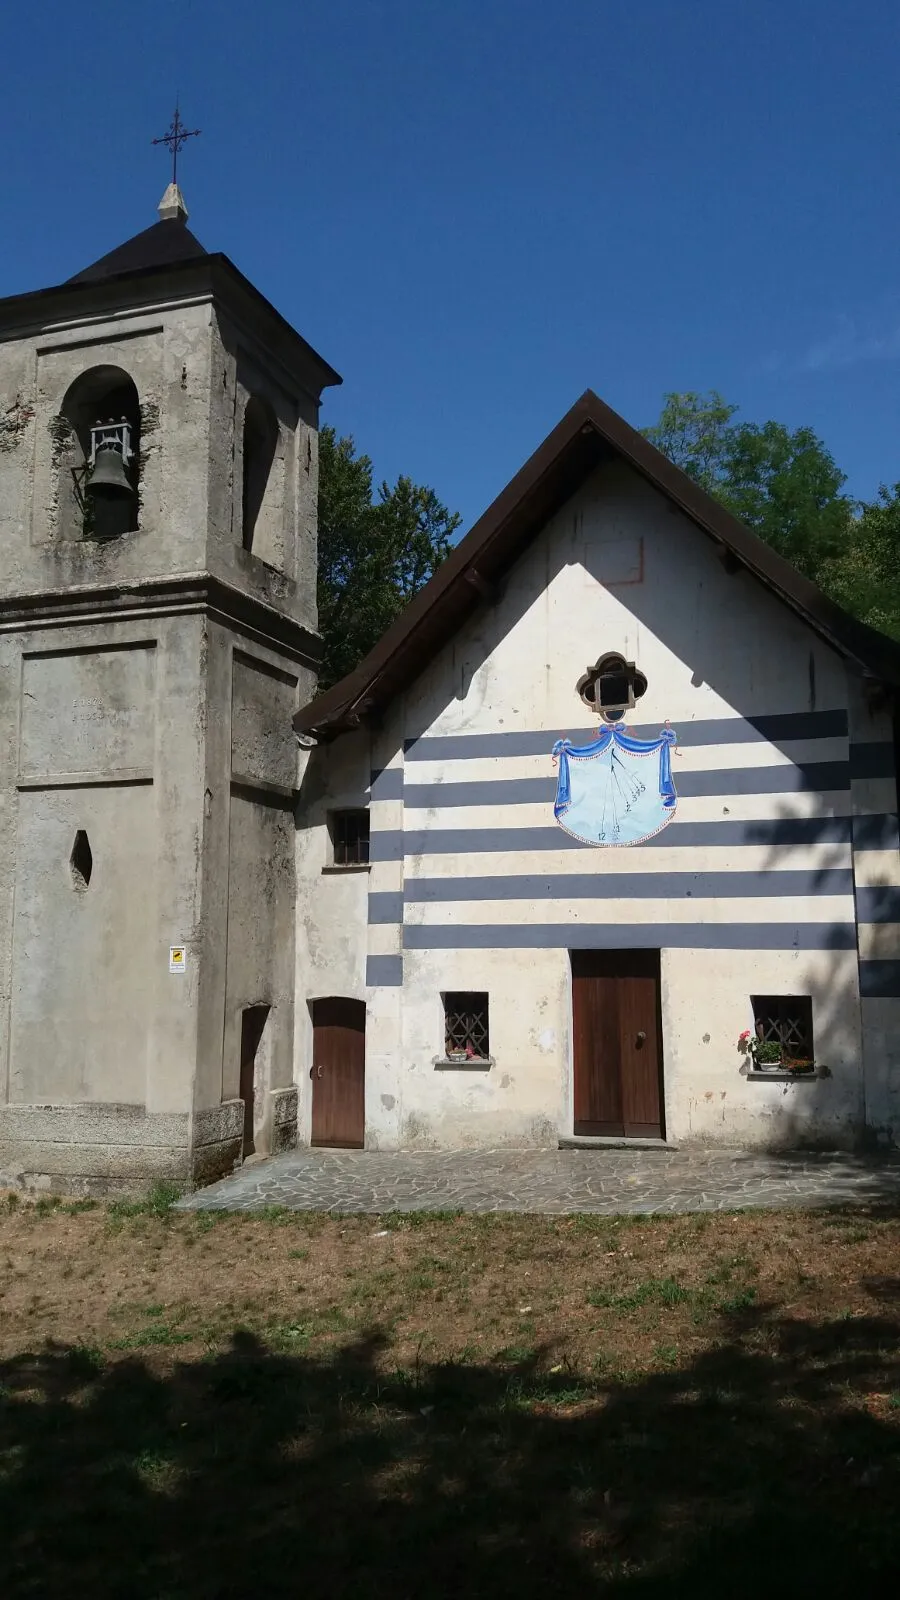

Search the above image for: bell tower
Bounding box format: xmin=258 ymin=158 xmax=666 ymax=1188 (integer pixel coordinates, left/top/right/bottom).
xmin=0 ymin=181 xmax=340 ymax=1192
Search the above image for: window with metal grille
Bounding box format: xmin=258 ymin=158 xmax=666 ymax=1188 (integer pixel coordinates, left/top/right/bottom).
xmin=443 ymin=992 xmax=490 ymax=1059
xmin=750 ymin=995 xmax=814 ymax=1066
xmin=329 ymin=810 xmax=370 ymax=867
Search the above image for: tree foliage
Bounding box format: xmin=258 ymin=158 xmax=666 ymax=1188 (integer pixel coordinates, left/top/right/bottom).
xmin=645 ymin=391 xmax=900 ymax=639
xmin=820 ymin=483 xmax=900 ymax=638
xmin=316 ymin=393 xmax=900 ymax=698
xmin=317 ymin=427 xmax=460 ymax=688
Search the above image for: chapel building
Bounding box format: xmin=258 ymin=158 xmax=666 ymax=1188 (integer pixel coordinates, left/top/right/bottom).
xmin=1 ymin=192 xmax=898 ymax=1191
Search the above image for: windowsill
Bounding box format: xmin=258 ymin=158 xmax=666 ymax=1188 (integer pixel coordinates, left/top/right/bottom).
xmin=433 ymin=1056 xmax=494 ymax=1071
xmin=747 ymin=1066 xmax=820 ymax=1082
xmin=321 ymin=864 xmax=371 ymax=874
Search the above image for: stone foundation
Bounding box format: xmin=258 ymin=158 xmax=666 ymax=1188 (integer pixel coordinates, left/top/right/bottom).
xmin=0 ymin=1100 xmax=248 ymax=1196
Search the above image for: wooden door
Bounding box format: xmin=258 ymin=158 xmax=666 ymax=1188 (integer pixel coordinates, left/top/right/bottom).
xmin=572 ymin=950 xmax=664 ymax=1138
xmin=311 ymin=997 xmax=366 ymax=1149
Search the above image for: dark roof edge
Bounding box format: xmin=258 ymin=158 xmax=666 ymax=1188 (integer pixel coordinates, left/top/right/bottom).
xmin=0 ymin=252 xmax=341 ymax=392
xmin=295 ymin=388 xmax=900 ymax=736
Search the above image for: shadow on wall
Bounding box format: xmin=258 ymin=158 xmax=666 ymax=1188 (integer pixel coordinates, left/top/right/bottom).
xmin=389 ymin=468 xmax=897 ymax=1151
xmin=402 ymin=463 xmax=887 ymax=761
xmin=2 ymin=1300 xmax=900 ymax=1597
xmin=735 ymin=795 xmax=896 ymax=1152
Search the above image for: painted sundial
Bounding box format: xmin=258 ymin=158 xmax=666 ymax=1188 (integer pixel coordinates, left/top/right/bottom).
xmin=551 ymin=653 xmax=678 ymax=847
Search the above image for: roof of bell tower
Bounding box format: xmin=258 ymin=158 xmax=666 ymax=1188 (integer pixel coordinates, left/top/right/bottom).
xmin=66 ymin=187 xmax=208 ymax=285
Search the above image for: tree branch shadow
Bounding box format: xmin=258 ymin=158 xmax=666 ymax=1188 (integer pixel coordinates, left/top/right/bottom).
xmin=2 ymin=1306 xmax=899 ymax=1598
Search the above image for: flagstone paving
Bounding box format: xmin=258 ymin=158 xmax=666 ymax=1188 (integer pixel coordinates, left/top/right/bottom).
xmin=175 ymin=1144 xmax=900 ymax=1216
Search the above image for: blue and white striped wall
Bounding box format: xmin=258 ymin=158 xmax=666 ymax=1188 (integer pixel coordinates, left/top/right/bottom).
xmin=305 ymin=460 xmax=900 ymax=1148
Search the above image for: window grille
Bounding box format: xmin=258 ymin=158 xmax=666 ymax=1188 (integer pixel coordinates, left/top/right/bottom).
xmin=750 ymin=995 xmax=814 ymax=1063
xmin=330 ymin=810 xmax=370 ymax=866
xmin=443 ymin=992 xmax=490 ymax=1059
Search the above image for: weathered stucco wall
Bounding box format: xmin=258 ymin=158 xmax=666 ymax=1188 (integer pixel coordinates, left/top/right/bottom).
xmin=298 ymin=459 xmax=899 ymax=1151
xmin=0 ymin=253 xmax=323 ymax=1191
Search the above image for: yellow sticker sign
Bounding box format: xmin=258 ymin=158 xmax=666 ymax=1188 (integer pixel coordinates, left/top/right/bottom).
xmin=169 ymin=945 xmax=186 ymax=973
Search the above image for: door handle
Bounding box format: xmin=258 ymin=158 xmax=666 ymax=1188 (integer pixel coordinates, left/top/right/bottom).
xmin=313 ymin=1064 xmax=324 ymax=1078
xmin=635 ymin=1031 xmax=646 ymax=1048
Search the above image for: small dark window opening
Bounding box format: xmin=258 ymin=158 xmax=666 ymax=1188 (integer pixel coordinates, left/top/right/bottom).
xmin=443 ymin=992 xmax=490 ymax=1059
xmin=70 ymin=829 xmax=93 ymax=889
xmin=750 ymin=996 xmax=814 ymax=1067
xmin=577 ymin=654 xmax=648 ymax=721
xmin=597 ymin=669 xmax=631 ymax=708
xmin=242 ymin=396 xmax=278 ymax=552
xmin=330 ymin=810 xmax=370 ymax=866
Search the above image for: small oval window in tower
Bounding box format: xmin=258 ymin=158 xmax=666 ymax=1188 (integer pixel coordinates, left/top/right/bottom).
xmin=70 ymin=829 xmax=93 ymax=890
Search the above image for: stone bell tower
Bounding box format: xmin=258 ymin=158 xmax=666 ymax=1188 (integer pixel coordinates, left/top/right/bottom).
xmin=0 ymin=183 xmax=340 ymax=1191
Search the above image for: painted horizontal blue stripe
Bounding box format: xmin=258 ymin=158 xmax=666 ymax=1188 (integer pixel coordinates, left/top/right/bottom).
xmin=368 ymin=890 xmax=404 ymax=924
xmin=369 ymin=767 xmax=404 ymax=801
xmin=859 ymin=960 xmax=900 ymax=999
xmin=401 ymin=816 xmax=854 ymax=854
xmin=402 ymin=923 xmax=858 ymax=952
xmin=370 ymin=830 xmax=405 ymax=862
xmin=404 ymin=710 xmax=849 ymax=761
xmin=366 ymin=954 xmax=403 ymax=986
xmin=404 ymin=762 xmax=850 ymax=811
xmin=856 ymin=886 xmax=900 ymax=924
xmin=849 ymin=743 xmax=896 ymax=780
xmin=852 ymin=813 xmax=900 ymax=850
xmin=404 ymin=869 xmax=855 ymax=903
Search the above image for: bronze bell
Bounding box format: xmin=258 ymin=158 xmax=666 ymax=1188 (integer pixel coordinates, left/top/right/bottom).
xmin=88 ymin=444 xmax=132 ymax=497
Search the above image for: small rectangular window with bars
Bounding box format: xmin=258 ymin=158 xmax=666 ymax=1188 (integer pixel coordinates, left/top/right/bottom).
xmin=443 ymin=992 xmax=490 ymax=1060
xmin=329 ymin=809 xmax=370 ymax=867
xmin=750 ymin=995 xmax=815 ymax=1068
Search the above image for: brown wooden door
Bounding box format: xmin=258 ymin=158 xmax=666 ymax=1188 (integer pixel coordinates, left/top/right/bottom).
xmin=572 ymin=950 xmax=664 ymax=1138
xmin=311 ymin=997 xmax=366 ymax=1148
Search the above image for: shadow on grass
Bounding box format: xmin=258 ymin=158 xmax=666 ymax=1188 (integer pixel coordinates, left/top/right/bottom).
xmin=2 ymin=1301 xmax=900 ymax=1597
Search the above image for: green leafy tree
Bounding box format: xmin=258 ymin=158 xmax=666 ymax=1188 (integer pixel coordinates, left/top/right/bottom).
xmin=645 ymin=391 xmax=852 ymax=575
xmin=316 ymin=427 xmax=461 ymax=688
xmin=644 ymin=390 xmax=737 ymax=491
xmin=821 ymin=483 xmax=900 ymax=640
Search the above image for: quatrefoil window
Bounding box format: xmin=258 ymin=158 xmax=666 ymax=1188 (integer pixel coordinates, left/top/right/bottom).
xmin=577 ymin=654 xmax=647 ymax=722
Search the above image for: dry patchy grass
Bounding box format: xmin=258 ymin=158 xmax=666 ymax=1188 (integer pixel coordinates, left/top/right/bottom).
xmin=1 ymin=1196 xmax=899 ymax=1595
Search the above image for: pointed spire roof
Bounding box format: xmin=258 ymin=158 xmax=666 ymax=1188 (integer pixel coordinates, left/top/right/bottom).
xmin=66 ymin=185 xmax=207 ymax=285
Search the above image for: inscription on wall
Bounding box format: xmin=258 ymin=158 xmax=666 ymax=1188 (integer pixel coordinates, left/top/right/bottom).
xmin=19 ymin=643 xmax=156 ymax=781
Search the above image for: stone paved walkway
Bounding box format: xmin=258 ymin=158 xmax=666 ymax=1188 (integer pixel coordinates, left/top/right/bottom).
xmin=176 ymin=1145 xmax=900 ymax=1216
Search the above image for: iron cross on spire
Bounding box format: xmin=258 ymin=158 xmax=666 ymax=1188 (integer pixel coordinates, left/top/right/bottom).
xmin=152 ymin=104 xmax=201 ymax=186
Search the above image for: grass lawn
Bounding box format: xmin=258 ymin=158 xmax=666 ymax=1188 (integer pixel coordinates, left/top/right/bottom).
xmin=1 ymin=1190 xmax=899 ymax=1596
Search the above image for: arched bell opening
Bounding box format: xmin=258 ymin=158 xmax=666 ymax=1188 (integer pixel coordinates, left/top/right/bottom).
xmin=54 ymin=365 xmax=141 ymax=542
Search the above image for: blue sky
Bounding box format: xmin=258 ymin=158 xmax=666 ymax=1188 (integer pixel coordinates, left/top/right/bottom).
xmin=3 ymin=0 xmax=899 ymax=530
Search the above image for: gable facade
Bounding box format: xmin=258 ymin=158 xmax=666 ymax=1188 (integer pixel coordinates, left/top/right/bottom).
xmin=298 ymin=457 xmax=900 ymax=1152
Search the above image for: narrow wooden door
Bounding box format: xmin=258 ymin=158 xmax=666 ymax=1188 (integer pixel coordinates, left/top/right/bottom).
xmin=571 ymin=950 xmax=664 ymax=1138
xmin=311 ymin=997 xmax=366 ymax=1148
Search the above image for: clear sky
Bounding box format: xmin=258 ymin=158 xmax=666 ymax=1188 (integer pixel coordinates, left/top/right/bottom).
xmin=3 ymin=0 xmax=899 ymax=531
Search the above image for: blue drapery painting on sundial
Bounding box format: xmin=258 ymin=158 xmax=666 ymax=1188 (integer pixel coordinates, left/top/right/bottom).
xmin=551 ymin=724 xmax=678 ymax=846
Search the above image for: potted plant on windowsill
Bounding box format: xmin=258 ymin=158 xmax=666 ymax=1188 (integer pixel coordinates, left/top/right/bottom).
xmin=783 ymin=1057 xmax=816 ymax=1076
xmin=738 ymin=1030 xmax=782 ymax=1072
